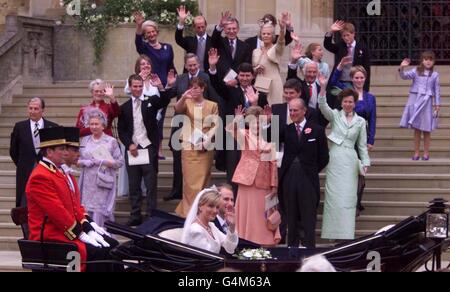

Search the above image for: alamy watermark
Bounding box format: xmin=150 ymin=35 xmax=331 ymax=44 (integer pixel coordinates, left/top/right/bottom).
xmin=65 ymin=0 xmax=81 ymax=16
xmin=367 ymin=0 xmax=381 ymax=16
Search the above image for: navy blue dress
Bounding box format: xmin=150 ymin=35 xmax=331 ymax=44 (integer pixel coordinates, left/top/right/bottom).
xmin=135 ymin=34 xmax=176 ymax=86
xmin=330 ymin=69 xmax=377 ymax=145
xmin=135 ymin=34 xmax=177 ymax=147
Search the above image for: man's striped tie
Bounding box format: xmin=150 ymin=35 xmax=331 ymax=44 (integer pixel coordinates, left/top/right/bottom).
xmin=33 ymin=122 xmax=39 ymax=138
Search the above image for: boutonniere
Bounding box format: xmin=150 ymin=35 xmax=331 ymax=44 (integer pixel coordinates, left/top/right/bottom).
xmin=147 ymin=103 xmax=152 ymax=108
xmin=143 ymin=96 xmax=149 ymax=101
xmin=304 ymin=128 xmax=312 ymax=135
xmin=359 ymin=50 xmax=363 ymax=56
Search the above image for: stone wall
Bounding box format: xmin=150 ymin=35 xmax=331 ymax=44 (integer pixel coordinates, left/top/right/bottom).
xmin=0 ymin=0 xmax=30 ymax=26
xmin=54 ymin=24 xmax=186 ymax=81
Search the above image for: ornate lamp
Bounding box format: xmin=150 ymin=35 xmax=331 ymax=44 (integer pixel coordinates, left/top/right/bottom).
xmin=426 ymin=198 xmax=449 ymax=239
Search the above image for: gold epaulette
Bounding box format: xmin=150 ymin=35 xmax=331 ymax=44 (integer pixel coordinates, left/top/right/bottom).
xmin=39 ymin=160 xmax=57 ymax=173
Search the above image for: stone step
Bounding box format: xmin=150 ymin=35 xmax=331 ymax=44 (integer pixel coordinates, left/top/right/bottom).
xmin=375 ymin=136 xmax=450 ymax=148
xmin=376 ymin=124 xmax=450 ymax=136
xmin=377 ymin=100 xmax=450 ymax=109
xmin=368 ymin=158 xmax=450 ymax=173
xmin=369 ymin=146 xmax=450 ymax=159
xmin=377 ymin=113 xmax=450 ymax=125
xmin=362 ymin=174 xmax=450 ymax=189
xmin=356 ymin=188 xmax=450 ymax=203
xmin=0 ymin=251 xmax=26 ymax=272
xmin=0 ymin=223 xmax=21 ymax=237
xmin=318 ymin=201 xmax=429 ymax=217
xmin=0 ymin=157 xmax=14 ymax=170
xmin=0 ymin=210 xmax=13 ymax=223
xmin=368 ymin=82 xmax=450 ymax=95
xmin=0 ymin=237 xmax=19 ymax=251
xmin=0 ymin=185 xmax=15 ymax=198
xmin=0 ymin=197 xmax=15 ymax=209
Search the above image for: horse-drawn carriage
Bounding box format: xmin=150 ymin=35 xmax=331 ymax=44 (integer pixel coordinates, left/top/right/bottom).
xmin=12 ymin=199 xmax=450 ymax=272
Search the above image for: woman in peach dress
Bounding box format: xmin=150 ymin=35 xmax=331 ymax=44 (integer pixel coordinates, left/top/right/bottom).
xmin=226 ymin=105 xmax=280 ymax=246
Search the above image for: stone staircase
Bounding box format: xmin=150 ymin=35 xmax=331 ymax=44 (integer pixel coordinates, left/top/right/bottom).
xmin=0 ymin=79 xmax=449 ymax=270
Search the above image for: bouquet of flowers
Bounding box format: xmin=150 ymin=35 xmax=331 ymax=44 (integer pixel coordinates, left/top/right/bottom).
xmin=234 ymin=248 xmax=273 ymax=260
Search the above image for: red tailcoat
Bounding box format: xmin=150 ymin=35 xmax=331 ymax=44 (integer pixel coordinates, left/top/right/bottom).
xmin=26 ymin=161 xmax=88 ymax=268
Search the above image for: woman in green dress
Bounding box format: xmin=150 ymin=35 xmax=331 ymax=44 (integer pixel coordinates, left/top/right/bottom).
xmin=317 ymin=75 xmax=370 ymax=240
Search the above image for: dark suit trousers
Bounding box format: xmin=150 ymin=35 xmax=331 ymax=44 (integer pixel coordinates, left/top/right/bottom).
xmin=282 ymin=160 xmax=318 ymax=248
xmin=225 ymin=132 xmax=241 ymax=198
xmin=170 ymin=148 xmax=183 ymax=197
xmin=126 ymin=145 xmax=158 ymax=220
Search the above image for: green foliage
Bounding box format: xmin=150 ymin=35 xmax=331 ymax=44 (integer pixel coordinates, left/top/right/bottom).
xmin=62 ymin=0 xmax=199 ymax=65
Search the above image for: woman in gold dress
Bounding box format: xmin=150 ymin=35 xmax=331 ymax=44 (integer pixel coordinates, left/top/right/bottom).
xmin=174 ymin=78 xmax=219 ymax=217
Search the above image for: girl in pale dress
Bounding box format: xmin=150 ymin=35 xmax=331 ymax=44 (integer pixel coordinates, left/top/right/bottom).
xmin=290 ymin=39 xmax=330 ymax=81
xmin=174 ymin=78 xmax=219 ymax=218
xmin=181 ymin=188 xmax=238 ymax=254
xmin=399 ymin=51 xmax=441 ymax=161
xmin=252 ymin=13 xmax=287 ymax=105
xmin=318 ymin=76 xmax=370 ymax=240
xmin=78 ymin=109 xmax=124 ymax=227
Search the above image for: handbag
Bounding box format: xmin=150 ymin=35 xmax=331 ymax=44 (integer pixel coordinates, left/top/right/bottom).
xmin=254 ymin=75 xmax=272 ymax=93
xmin=96 ymin=162 xmax=114 ymax=190
xmin=266 ymin=206 xmax=281 ymax=231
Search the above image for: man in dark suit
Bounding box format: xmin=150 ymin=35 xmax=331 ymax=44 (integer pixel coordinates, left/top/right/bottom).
xmin=213 ymin=183 xmax=235 ymax=234
xmin=244 ymin=13 xmax=294 ymax=52
xmin=165 ymin=53 xmax=221 ymax=202
xmin=10 ymin=97 xmax=58 ymax=207
xmin=209 ymin=49 xmax=268 ymax=196
xmin=211 ymin=12 xmax=251 ymax=87
xmin=272 ymin=79 xmax=319 ymax=137
xmin=287 ymin=62 xmax=332 ymax=127
xmin=324 ymin=20 xmax=371 ymax=91
xmin=271 ymin=79 xmax=317 ymax=243
xmin=175 ymin=5 xmax=211 ymax=72
xmin=279 ymin=98 xmax=329 ymax=248
xmin=118 ymin=75 xmax=174 ymax=226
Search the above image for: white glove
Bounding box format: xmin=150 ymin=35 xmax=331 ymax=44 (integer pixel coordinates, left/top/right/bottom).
xmin=79 ymin=231 xmax=101 ymax=248
xmin=87 ymin=231 xmax=110 ymax=248
xmin=90 ymin=222 xmax=111 ymax=237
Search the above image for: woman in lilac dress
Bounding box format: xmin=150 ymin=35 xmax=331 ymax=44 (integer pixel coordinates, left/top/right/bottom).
xmin=78 ymin=108 xmax=124 ymax=227
xmin=399 ymin=51 xmax=441 ymax=161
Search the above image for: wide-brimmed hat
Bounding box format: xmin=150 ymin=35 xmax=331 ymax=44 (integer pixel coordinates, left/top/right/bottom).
xmin=38 ymin=127 xmax=69 ymax=149
xmin=64 ymin=127 xmax=82 ymax=148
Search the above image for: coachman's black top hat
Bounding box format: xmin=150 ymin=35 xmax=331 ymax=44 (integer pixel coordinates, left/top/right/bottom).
xmin=64 ymin=127 xmax=81 ymax=148
xmin=38 ymin=127 xmax=69 ymax=149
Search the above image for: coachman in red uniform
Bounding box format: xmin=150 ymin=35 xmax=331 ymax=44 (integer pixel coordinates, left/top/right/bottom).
xmin=26 ymin=127 xmax=120 ymax=272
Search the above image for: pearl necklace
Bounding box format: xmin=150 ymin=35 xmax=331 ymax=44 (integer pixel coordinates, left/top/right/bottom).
xmin=196 ymin=217 xmax=215 ymax=239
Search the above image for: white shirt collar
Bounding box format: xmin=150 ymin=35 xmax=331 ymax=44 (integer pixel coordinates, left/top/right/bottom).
xmin=197 ymin=34 xmax=206 ymax=41
xmin=348 ymin=40 xmax=356 ymax=49
xmin=217 ymin=215 xmax=226 ymax=226
xmin=131 ymin=94 xmax=145 ymax=102
xmin=296 ymin=118 xmax=307 ymax=129
xmin=189 ymin=70 xmax=200 ymax=79
xmin=30 ymin=118 xmax=44 ymax=129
